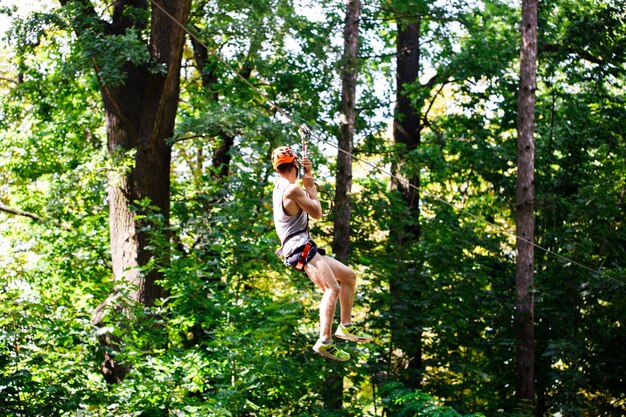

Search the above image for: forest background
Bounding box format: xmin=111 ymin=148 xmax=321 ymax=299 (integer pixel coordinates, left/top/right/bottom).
xmin=0 ymin=0 xmax=624 ymax=416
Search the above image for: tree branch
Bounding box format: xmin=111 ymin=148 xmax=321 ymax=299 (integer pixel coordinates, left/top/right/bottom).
xmin=0 ymin=204 xmax=44 ymax=222
xmin=423 ymin=80 xmax=448 ymax=121
xmin=58 ymin=0 xmax=101 ymax=24
xmin=542 ymin=43 xmax=606 ymax=65
xmin=148 ymin=0 xmax=192 ymax=147
xmin=171 ymin=134 xmax=208 ymax=144
xmin=0 ymin=204 xmax=73 ymax=231
xmin=0 ymin=75 xmax=19 ymax=84
xmin=378 ymin=6 xmax=461 ymax=24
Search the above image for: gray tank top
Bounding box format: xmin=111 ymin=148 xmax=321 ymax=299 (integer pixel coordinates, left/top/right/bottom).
xmin=273 ymin=179 xmax=309 ymax=255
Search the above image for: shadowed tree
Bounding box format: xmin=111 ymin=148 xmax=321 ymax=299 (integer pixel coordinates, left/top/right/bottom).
xmin=323 ymin=0 xmax=362 ymax=410
xmin=515 ymin=0 xmax=537 ymax=411
xmin=333 ymin=0 xmax=360 ymax=264
xmin=59 ymin=0 xmax=192 ymax=383
xmin=390 ymin=14 xmax=422 ymax=388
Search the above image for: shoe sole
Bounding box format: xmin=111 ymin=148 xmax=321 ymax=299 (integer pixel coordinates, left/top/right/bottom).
xmin=335 ymin=333 xmax=372 ymax=343
xmin=313 ymin=347 xmax=350 ymax=361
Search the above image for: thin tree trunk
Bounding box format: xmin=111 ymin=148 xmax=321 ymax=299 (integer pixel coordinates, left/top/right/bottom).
xmin=391 ymin=18 xmax=421 ymax=228
xmin=515 ymin=0 xmax=537 ymax=411
xmin=333 ymin=0 xmax=360 ymax=263
xmin=390 ymin=17 xmax=422 ymax=389
xmin=323 ymin=0 xmax=361 ymax=410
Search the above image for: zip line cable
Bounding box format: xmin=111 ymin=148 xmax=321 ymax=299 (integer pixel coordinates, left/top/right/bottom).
xmin=150 ymin=0 xmax=605 ymax=276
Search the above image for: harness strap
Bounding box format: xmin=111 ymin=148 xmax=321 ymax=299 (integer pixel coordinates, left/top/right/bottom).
xmin=276 ymin=222 xmax=310 ymax=257
xmin=295 ymin=242 xmax=312 ymax=271
xmin=281 ymin=225 xmax=309 ymax=249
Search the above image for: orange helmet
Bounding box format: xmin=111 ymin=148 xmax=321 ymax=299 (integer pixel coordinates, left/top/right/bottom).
xmin=271 ymin=146 xmax=298 ymax=170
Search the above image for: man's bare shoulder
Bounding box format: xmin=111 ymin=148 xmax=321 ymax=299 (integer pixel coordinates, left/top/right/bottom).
xmin=283 ymin=183 xmax=304 ymax=199
xmin=282 ymin=183 xmax=305 ymax=216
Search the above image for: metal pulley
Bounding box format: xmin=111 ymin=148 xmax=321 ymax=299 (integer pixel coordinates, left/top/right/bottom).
xmin=298 ymin=124 xmax=312 ymax=160
xmin=297 ymin=124 xmax=334 ymax=216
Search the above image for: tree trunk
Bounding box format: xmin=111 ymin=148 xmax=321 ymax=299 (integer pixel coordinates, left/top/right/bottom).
xmin=322 ymin=0 xmax=361 ymax=410
xmin=390 ymin=17 xmax=423 ymax=389
xmin=333 ymin=0 xmax=360 ymax=264
xmin=62 ymin=0 xmax=192 ymax=383
xmin=515 ymin=0 xmax=537 ymax=411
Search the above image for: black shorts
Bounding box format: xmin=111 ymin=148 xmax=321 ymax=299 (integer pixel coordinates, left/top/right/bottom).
xmin=284 ymin=241 xmax=326 ymax=271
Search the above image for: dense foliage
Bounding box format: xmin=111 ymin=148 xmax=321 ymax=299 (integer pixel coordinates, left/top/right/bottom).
xmin=1 ymin=0 xmax=624 ymax=416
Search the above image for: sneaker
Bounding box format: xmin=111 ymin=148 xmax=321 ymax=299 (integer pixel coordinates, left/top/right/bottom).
xmin=313 ymin=339 xmax=350 ymax=361
xmin=335 ymin=323 xmax=373 ymax=343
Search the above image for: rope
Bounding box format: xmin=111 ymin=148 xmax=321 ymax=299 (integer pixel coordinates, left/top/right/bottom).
xmin=150 ymin=0 xmax=606 ymax=276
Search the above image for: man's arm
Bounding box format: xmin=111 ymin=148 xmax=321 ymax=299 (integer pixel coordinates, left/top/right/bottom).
xmin=285 ymin=184 xmax=323 ymax=219
xmin=285 ymin=157 xmax=323 ymax=219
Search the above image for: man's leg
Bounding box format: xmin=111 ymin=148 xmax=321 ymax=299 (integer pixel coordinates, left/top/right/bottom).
xmin=323 ymin=256 xmax=356 ymax=326
xmin=304 ymin=253 xmax=340 ymax=341
xmin=324 ymin=256 xmax=373 ymax=343
xmin=305 ymin=254 xmax=351 ymax=361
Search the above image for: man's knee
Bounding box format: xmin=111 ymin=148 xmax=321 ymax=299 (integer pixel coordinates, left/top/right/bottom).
xmin=327 ymin=282 xmax=341 ymax=297
xmin=343 ymin=268 xmax=357 ymax=287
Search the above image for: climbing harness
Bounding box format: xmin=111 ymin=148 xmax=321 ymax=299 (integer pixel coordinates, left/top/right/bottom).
xmin=275 ymin=226 xmax=309 ymax=258
xmin=274 ymin=224 xmax=326 ymax=273
xmin=295 ymin=241 xmax=312 ymax=270
xmin=283 ymin=240 xmax=326 ymax=272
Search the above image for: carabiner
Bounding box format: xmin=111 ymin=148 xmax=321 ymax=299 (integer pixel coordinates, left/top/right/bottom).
xmin=299 ymin=124 xmax=312 ymax=159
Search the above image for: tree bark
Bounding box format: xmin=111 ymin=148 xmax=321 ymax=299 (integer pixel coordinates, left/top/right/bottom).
xmin=392 ymin=18 xmax=421 ymax=218
xmin=322 ymin=0 xmax=361 ymax=410
xmin=515 ymin=0 xmax=537 ymax=411
xmin=61 ymin=0 xmax=192 ymax=383
xmin=333 ymin=0 xmax=360 ymax=264
xmin=390 ymin=16 xmax=422 ymax=389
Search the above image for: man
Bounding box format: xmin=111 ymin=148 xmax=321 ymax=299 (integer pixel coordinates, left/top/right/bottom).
xmin=271 ymin=146 xmax=372 ymax=361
